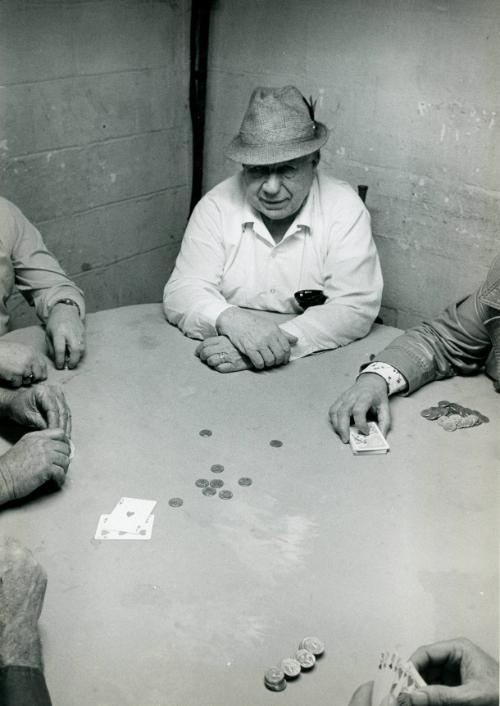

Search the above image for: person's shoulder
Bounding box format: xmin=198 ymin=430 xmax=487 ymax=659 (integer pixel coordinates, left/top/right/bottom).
xmin=316 ymin=170 xmax=361 ymax=202
xmin=193 ymin=174 xmax=244 ymax=217
xmin=0 ymin=197 xmax=25 ymax=247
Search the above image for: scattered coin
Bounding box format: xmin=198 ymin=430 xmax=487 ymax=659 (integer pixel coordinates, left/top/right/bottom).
xmin=199 ymin=429 xmax=212 ymax=437
xmin=299 ymin=637 xmax=325 ymax=656
xmin=295 ymin=649 xmax=316 ymax=670
xmin=202 ymin=486 xmax=217 ymax=496
xmin=280 ymin=657 xmax=301 ymax=679
xmin=420 ymin=406 xmax=442 ymax=421
xmin=264 ymin=667 xmax=287 ymax=692
xmin=210 ymin=479 xmax=224 ymax=488
xmin=195 ymin=479 xmax=209 ymax=488
xmin=238 ymin=477 xmax=253 ymax=486
xmin=210 ymin=464 xmax=224 ymax=473
xmin=168 ymin=497 xmax=183 ymax=507
xmin=219 ymin=490 xmax=233 ymax=499
xmin=269 ymin=439 xmax=283 ymax=447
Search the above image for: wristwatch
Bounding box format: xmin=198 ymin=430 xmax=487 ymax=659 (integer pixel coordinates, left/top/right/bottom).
xmin=51 ymin=298 xmax=81 ymax=316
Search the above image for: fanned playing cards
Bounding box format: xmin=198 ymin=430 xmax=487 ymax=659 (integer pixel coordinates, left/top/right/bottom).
xmin=372 ymin=650 xmax=426 ymax=706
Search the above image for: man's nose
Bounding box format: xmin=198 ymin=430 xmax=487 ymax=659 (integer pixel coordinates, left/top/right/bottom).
xmin=261 ymin=172 xmax=281 ymax=195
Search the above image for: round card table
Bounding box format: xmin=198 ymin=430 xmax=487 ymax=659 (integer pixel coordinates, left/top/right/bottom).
xmin=0 ymin=304 xmax=497 ymax=706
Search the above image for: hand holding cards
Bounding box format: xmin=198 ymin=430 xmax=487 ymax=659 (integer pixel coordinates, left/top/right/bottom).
xmin=94 ymin=497 xmax=156 ymax=540
xmin=349 ymin=422 xmax=390 ymax=455
xmin=372 ymin=650 xmax=426 ymax=706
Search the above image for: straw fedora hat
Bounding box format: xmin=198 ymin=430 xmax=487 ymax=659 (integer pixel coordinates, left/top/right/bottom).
xmin=225 ymin=85 xmax=329 ymax=165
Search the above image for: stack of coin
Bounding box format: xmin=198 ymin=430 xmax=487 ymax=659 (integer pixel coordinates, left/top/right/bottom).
xmin=264 ymin=637 xmax=324 ymax=692
xmin=264 ymin=667 xmax=287 ymax=692
xmin=420 ymin=400 xmax=489 ymax=431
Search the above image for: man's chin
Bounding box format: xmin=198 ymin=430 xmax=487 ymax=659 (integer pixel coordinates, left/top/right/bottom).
xmin=259 ymin=203 xmax=292 ymax=220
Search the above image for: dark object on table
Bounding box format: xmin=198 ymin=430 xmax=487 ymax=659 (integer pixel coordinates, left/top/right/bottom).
xmin=357 ymin=184 xmax=368 ymax=203
xmin=294 ymin=289 xmax=327 ymax=310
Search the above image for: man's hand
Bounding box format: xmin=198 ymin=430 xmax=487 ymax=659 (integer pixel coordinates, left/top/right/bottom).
xmin=216 ymin=307 xmax=297 ymax=370
xmin=347 ymin=681 xmax=373 ymax=706
xmin=195 ymin=336 xmax=251 ymax=373
xmin=0 ymin=341 xmax=48 ymax=387
xmin=405 ymin=638 xmax=499 ymax=705
xmin=0 ymin=428 xmax=70 ymax=505
xmin=0 ymin=537 xmax=47 ymax=669
xmin=1 ymin=384 xmax=71 ymax=436
xmin=45 ymin=302 xmax=85 ymax=370
xmin=329 ymin=373 xmax=391 ymax=443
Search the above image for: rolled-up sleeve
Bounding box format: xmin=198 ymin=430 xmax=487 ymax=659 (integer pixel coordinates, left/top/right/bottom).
xmin=163 ymin=197 xmax=234 ymax=339
xmin=4 ymin=200 xmax=85 ymax=322
xmin=280 ymin=204 xmax=383 ymax=359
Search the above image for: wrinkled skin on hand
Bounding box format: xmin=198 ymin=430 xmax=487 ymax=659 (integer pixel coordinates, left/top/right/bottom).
xmin=0 ymin=537 xmax=47 ymax=669
xmin=45 ymin=303 xmax=85 ymax=370
xmin=347 ymin=638 xmax=499 ymax=706
xmin=195 ymin=336 xmax=251 ymax=373
xmin=329 ymin=373 xmax=391 ymax=443
xmin=0 ymin=341 xmax=48 ymax=387
xmin=0 ymin=428 xmax=70 ymax=505
xmin=407 ymin=638 xmax=499 ymax=706
xmin=2 ymin=384 xmax=71 ymax=436
xmin=216 ymin=307 xmax=297 ymax=370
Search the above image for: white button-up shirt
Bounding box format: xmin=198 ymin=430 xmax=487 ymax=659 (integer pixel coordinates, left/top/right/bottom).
xmin=164 ymin=170 xmax=383 ymax=359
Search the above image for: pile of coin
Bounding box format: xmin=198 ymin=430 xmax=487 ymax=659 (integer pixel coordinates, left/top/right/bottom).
xmin=264 ymin=637 xmax=325 ymax=692
xmin=420 ymin=400 xmax=489 ymax=432
xmin=192 ymin=464 xmax=253 ymax=501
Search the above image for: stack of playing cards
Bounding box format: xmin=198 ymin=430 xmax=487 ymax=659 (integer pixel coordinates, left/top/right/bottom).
xmin=372 ymin=650 xmax=426 ymax=706
xmin=349 ymin=422 xmax=390 ymax=455
xmin=94 ymin=497 xmax=156 ymax=540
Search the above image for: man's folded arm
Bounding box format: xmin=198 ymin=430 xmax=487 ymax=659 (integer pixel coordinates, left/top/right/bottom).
xmin=163 ymin=201 xmax=234 ymax=340
xmin=280 ymin=207 xmax=383 ymax=358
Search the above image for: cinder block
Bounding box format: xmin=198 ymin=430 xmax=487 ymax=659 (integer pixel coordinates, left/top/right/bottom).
xmin=3 ymin=69 xmax=188 ymax=156
xmin=2 ymin=129 xmax=189 ymax=222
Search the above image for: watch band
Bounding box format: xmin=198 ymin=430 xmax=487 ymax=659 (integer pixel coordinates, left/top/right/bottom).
xmin=51 ymin=298 xmax=80 ymax=315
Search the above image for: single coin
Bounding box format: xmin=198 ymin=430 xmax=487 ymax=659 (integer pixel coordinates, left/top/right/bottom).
xmin=295 ymin=649 xmax=316 ymax=670
xmin=168 ymin=497 xmax=183 ymax=507
xmin=210 ymin=464 xmax=224 ymax=473
xmin=420 ymin=407 xmax=442 ymax=421
xmin=437 ymin=400 xmax=451 ymax=407
xmin=280 ymin=657 xmax=301 ymax=679
xmin=269 ymin=439 xmax=283 ymax=447
xmin=195 ymin=479 xmax=209 ymax=488
xmin=238 ymin=477 xmax=253 ymax=486
xmin=202 ymin=486 xmax=217 ymax=496
xmin=210 ymin=479 xmax=224 ymax=488
xmin=299 ymin=637 xmax=325 ymax=656
xmin=199 ymin=429 xmax=212 ymax=437
xmin=264 ymin=667 xmax=287 ymax=692
xmin=219 ymin=490 xmax=233 ymax=499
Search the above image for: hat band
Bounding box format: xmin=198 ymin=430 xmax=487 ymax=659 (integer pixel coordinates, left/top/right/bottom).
xmin=239 ymin=124 xmax=317 ymax=147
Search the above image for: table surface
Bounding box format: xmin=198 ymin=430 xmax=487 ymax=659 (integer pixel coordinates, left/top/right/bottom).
xmin=0 ymin=304 xmax=498 ymax=706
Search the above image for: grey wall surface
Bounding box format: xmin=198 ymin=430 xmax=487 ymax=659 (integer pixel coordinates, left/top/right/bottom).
xmin=0 ymin=0 xmax=190 ymax=328
xmin=204 ymin=0 xmax=499 ymax=328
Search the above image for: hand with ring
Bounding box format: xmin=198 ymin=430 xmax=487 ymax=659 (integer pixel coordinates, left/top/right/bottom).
xmin=0 ymin=341 xmax=48 ymax=388
xmin=195 ymin=336 xmax=252 ymax=373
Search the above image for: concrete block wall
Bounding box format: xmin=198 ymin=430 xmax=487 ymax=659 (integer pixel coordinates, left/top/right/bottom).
xmin=204 ymin=0 xmax=500 ymax=329
xmin=0 ymin=0 xmax=191 ymax=328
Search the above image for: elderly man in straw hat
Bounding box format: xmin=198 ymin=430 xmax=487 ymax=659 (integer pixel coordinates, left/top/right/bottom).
xmin=164 ymin=86 xmax=383 ymax=372
xmin=330 ymin=253 xmax=500 ymax=442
